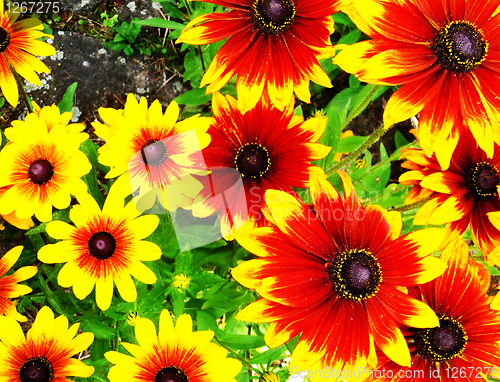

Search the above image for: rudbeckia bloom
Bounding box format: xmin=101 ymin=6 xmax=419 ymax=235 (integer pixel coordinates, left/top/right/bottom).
xmin=37 ymin=184 xmax=162 ymax=311
xmin=192 ymin=92 xmax=330 ymax=236
xmin=93 ymin=94 xmax=211 ymax=212
xmin=334 ymin=0 xmax=500 ymax=170
xmin=105 ymin=309 xmax=242 ymax=381
xmin=0 ymin=0 xmax=55 ymax=106
xmin=176 ymin=0 xmax=337 ymax=113
xmin=232 ymin=172 xmax=446 ymax=373
xmin=366 ymin=238 xmax=500 ymax=381
xmin=0 ymin=246 xmax=37 ymax=322
xmin=0 ymin=107 xmax=91 ymax=222
xmin=399 ymin=127 xmax=500 ymax=263
xmin=0 ymin=306 xmax=95 ymax=380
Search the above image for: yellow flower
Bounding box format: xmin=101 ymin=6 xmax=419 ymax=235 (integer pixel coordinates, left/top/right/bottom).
xmin=105 ymin=309 xmax=242 ymax=382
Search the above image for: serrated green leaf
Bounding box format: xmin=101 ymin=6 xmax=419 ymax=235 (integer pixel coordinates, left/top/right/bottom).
xmin=394 ymin=130 xmax=410 ymax=149
xmin=80 ymin=316 xmax=116 ymax=340
xmin=174 ymin=88 xmax=211 ymax=107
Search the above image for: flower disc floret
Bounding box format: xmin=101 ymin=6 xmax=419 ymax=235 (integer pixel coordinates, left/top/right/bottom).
xmin=0 ymin=27 xmax=10 ymax=52
xmin=433 ymin=21 xmax=487 ymax=73
xmin=414 ymin=315 xmax=467 ymax=362
xmin=251 ymin=0 xmax=296 ymax=35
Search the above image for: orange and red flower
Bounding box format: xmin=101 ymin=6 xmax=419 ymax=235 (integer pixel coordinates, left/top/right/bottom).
xmin=192 ymin=92 xmax=330 ymax=237
xmin=334 ymin=0 xmax=500 ymax=170
xmin=232 ymin=172 xmax=446 ymax=374
xmin=399 ymin=127 xmax=500 ymax=263
xmin=366 ymin=238 xmax=500 ymax=382
xmin=177 ymin=0 xmax=338 ymax=113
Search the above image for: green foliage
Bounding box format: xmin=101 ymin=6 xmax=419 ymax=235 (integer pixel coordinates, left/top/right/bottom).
xmin=102 ymin=18 xmax=151 ymax=56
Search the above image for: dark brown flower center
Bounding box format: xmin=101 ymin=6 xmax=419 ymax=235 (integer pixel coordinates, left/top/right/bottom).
xmin=251 ymin=0 xmax=295 ymax=35
xmin=88 ymin=231 xmax=116 ymax=260
xmin=141 ymin=139 xmax=168 ymax=167
xmin=433 ymin=21 xmax=488 ymax=73
xmin=28 ymin=159 xmax=54 ymax=185
xmin=414 ymin=316 xmax=467 ymax=362
xmin=465 ymin=162 xmax=500 ymax=201
xmin=155 ymin=367 xmax=189 ymax=382
xmin=0 ymin=27 xmax=11 ymax=53
xmin=328 ymin=249 xmax=382 ymax=301
xmin=20 ymin=357 xmax=54 ymax=382
xmin=235 ymin=143 xmax=271 ymax=180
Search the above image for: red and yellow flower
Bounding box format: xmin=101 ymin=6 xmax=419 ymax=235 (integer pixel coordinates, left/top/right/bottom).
xmin=399 ymin=127 xmax=500 ymax=263
xmin=192 ymin=92 xmax=330 ymax=237
xmin=0 ymin=306 xmax=95 ymax=381
xmin=233 ymin=172 xmax=446 ymax=374
xmin=176 ymin=0 xmax=338 ymax=113
xmin=105 ymin=309 xmax=241 ymax=382
xmin=334 ymin=0 xmax=500 ymax=170
xmin=0 ymin=0 xmax=55 ymax=106
xmin=37 ymin=183 xmax=162 ymax=311
xmin=93 ymin=94 xmax=211 ymax=212
xmin=0 ymin=246 xmax=37 ymax=322
xmin=0 ymin=107 xmax=91 ymax=222
xmin=366 ymin=238 xmax=500 ymax=381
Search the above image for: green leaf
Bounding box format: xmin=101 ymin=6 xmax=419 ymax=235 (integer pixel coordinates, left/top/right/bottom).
xmin=57 ymin=82 xmax=78 ymax=113
xmin=250 ymin=345 xmax=286 ymax=364
xmin=332 ymin=12 xmax=355 ymax=27
xmin=337 ymin=135 xmax=368 ymax=153
xmin=133 ymin=18 xmax=185 ymax=30
xmin=315 ymin=102 xmax=341 ymax=170
xmin=174 ymin=88 xmax=211 ymax=107
xmin=395 ymin=130 xmax=410 ymax=149
xmin=174 ymin=251 xmax=192 ymax=274
xmin=80 ymin=316 xmax=116 ymax=340
xmin=218 ymin=334 xmax=266 ymax=350
xmin=338 ymin=28 xmax=362 ymax=45
xmin=78 ymin=140 xmax=105 ymax=207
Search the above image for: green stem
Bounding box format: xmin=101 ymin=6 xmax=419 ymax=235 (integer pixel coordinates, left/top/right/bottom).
xmin=325 ymin=123 xmax=389 ymax=176
xmin=390 ymin=196 xmax=430 ymax=213
xmin=213 ymin=336 xmax=255 ymax=372
xmin=341 ymin=84 xmax=381 ymax=130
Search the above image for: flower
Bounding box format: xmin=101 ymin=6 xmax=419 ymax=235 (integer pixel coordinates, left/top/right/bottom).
xmin=0 ymin=246 xmax=37 ymax=322
xmin=399 ymin=127 xmax=500 ymax=263
xmin=92 ymin=94 xmax=212 ymax=212
xmin=0 ymin=1 xmax=55 ymax=106
xmin=366 ymin=238 xmax=500 ymax=381
xmin=176 ymin=0 xmax=337 ymax=113
xmin=334 ymin=0 xmax=500 ymax=170
xmin=232 ymin=172 xmax=446 ymax=373
xmin=192 ymin=92 xmax=330 ymax=237
xmin=0 ymin=306 xmax=94 ymax=380
xmin=0 ymin=107 xmax=91 ymax=222
xmin=37 ymin=183 xmax=162 ymax=311
xmin=105 ymin=309 xmax=242 ymax=382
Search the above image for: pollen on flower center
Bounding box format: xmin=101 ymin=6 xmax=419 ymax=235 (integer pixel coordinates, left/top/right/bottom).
xmin=19 ymin=357 xmax=54 ymax=382
xmin=141 ymin=139 xmax=168 ymax=167
xmin=0 ymin=27 xmax=11 ymax=52
xmin=88 ymin=231 xmax=117 ymax=260
xmin=465 ymin=162 xmax=500 ymax=201
xmin=155 ymin=366 xmax=189 ymax=382
xmin=28 ymin=159 xmax=54 ymax=185
xmin=251 ymin=0 xmax=295 ymax=35
xmin=414 ymin=315 xmax=467 ymax=362
xmin=433 ymin=20 xmax=488 ymax=73
xmin=328 ymin=249 xmax=382 ymax=301
xmin=235 ymin=143 xmax=271 ymax=179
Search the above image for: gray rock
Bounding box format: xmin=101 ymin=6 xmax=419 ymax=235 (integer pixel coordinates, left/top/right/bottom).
xmin=59 ymin=0 xmax=99 ymax=13
xmin=26 ymin=30 xmax=185 ymax=123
